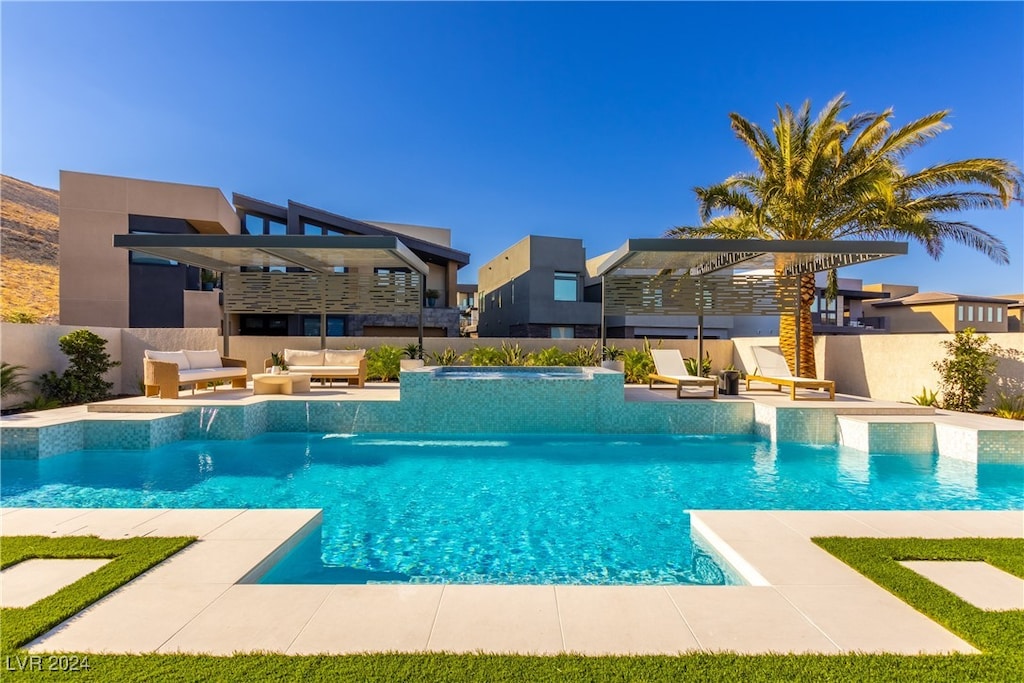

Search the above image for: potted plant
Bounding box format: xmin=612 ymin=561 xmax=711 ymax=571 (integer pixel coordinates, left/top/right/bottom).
xmin=400 ymin=343 xmax=425 ymax=371
xmin=270 ymin=351 xmax=287 ymax=375
xmin=200 ymin=269 xmax=219 ymax=291
xmin=424 ymin=289 xmax=440 ymax=307
xmin=601 ymin=344 xmax=625 ymax=372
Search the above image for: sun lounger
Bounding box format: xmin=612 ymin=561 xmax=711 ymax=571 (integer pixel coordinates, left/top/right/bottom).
xmin=745 ymin=346 xmax=835 ymax=400
xmin=648 ymin=349 xmax=718 ymax=399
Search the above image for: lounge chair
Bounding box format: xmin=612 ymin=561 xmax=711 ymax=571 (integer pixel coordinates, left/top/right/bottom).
xmin=648 ymin=349 xmax=718 ymax=399
xmin=745 ymin=346 xmax=835 ymax=400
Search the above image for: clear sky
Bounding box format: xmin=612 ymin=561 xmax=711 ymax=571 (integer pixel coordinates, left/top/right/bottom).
xmin=3 ymin=1 xmax=1022 ymax=295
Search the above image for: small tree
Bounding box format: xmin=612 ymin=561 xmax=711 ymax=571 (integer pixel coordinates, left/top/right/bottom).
xmin=934 ymin=328 xmax=996 ymax=412
xmin=38 ymin=329 xmax=121 ymax=405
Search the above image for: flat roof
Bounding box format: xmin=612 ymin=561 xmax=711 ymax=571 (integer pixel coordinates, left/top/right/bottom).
xmin=112 ymin=234 xmax=430 ymax=275
xmin=591 ymin=239 xmax=907 ymax=277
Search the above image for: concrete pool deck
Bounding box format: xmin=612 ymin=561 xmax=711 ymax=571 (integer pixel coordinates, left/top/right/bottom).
xmin=3 ymin=507 xmax=1020 ymax=656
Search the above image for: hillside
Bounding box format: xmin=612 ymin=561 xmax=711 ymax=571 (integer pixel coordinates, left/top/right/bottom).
xmin=0 ymin=174 xmax=59 ymax=323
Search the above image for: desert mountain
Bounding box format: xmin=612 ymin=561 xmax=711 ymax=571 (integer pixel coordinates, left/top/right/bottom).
xmin=0 ymin=174 xmax=59 ymax=323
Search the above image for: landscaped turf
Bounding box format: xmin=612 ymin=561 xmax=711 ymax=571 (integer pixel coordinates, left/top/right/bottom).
xmin=1 ymin=535 xmax=1021 ymax=682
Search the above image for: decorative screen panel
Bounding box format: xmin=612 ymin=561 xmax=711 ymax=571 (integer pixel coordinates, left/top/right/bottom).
xmin=604 ymin=272 xmax=799 ymax=316
xmin=224 ymin=272 xmax=422 ymax=314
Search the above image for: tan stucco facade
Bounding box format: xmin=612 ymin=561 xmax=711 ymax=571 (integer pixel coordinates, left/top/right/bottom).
xmin=59 ymin=171 xmax=240 ymax=328
xmin=863 ymin=300 xmax=1009 ymax=334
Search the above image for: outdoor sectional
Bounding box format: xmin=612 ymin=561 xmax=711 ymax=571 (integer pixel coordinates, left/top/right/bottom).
xmin=265 ymin=348 xmax=367 ymax=387
xmin=143 ymin=349 xmax=247 ymax=399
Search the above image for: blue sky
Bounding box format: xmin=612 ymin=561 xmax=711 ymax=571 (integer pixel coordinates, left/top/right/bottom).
xmin=3 ymin=1 xmax=1022 ymax=294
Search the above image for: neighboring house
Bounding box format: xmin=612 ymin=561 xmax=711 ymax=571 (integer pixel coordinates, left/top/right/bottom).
xmin=456 ymin=284 xmax=479 ymax=336
xmin=477 ymin=235 xmax=733 ymax=339
xmin=477 ymin=236 xmax=600 ymax=338
xmin=863 ymin=290 xmax=1014 ymax=334
xmin=58 ymin=171 xmax=470 ymax=337
xmin=1002 ymin=294 xmax=1024 ymax=333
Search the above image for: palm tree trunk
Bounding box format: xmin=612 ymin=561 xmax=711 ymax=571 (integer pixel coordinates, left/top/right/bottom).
xmin=778 ymin=273 xmax=817 ymax=378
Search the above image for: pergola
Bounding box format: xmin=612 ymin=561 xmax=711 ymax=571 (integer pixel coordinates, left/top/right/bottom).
xmin=114 ymin=234 xmax=431 ymax=354
xmin=590 ymin=239 xmax=907 ymax=375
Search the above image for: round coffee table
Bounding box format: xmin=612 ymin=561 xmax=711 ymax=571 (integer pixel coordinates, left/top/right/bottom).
xmin=251 ymin=372 xmax=312 ymax=395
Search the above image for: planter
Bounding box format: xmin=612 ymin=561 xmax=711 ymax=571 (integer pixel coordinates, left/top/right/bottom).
xmin=400 ymin=359 xmax=425 ymax=371
xmin=601 ymin=360 xmax=625 ymax=372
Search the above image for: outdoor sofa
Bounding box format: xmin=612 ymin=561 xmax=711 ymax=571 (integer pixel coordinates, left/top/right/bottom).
xmin=266 ymin=348 xmax=367 ymax=387
xmin=745 ymin=346 xmax=835 ymax=400
xmin=647 ymin=349 xmax=719 ymax=399
xmin=143 ymin=349 xmax=247 ymax=399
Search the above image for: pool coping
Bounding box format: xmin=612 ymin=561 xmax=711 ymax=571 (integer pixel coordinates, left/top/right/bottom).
xmin=3 ymin=507 xmax=1020 ymax=656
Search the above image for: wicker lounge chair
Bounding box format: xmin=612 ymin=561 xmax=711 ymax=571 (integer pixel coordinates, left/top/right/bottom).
xmin=745 ymin=346 xmax=835 ymax=400
xmin=648 ymin=349 xmax=718 ymax=399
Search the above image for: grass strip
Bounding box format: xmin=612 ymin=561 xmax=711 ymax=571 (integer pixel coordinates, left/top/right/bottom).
xmin=1 ymin=535 xmax=1021 ymax=682
xmin=0 ymin=535 xmax=193 ymax=652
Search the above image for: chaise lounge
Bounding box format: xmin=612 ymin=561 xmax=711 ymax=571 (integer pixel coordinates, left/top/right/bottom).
xmin=648 ymin=349 xmax=719 ymax=399
xmin=265 ymin=349 xmax=367 ymax=388
xmin=745 ymin=345 xmax=835 ymax=400
xmin=143 ymin=349 xmax=247 ymax=399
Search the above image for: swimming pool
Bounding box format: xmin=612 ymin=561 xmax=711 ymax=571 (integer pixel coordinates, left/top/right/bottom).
xmin=2 ymin=432 xmax=1021 ymax=585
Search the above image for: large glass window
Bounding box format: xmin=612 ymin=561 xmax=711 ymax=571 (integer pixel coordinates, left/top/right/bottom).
xmin=302 ymin=316 xmax=345 ymax=337
xmin=128 ymin=231 xmax=178 ymax=266
xmin=554 ymin=272 xmax=577 ymax=302
xmin=244 ymin=214 xmax=265 ymax=235
xmin=267 ymin=220 xmax=286 ymax=236
xmin=550 ymin=326 xmax=574 ymax=339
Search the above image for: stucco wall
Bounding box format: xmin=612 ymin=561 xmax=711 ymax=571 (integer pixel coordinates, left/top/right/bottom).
xmin=733 ymin=333 xmax=1023 ymax=408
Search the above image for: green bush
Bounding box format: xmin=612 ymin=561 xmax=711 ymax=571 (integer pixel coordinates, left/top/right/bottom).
xmin=37 ymin=329 xmax=121 ymax=405
xmin=1 ymin=310 xmax=37 ymax=323
xmin=500 ymin=341 xmax=527 ymax=366
xmin=911 ymin=387 xmax=940 ymax=407
xmin=430 ymin=347 xmax=460 ymax=366
xmin=366 ymin=345 xmax=402 ymax=382
xmin=402 ymin=343 xmax=423 ymax=360
xmin=684 ymin=352 xmax=712 ymax=377
xmin=993 ymin=392 xmax=1024 ymax=420
xmin=623 ymin=348 xmax=654 ymax=383
xmin=1 ymin=361 xmax=28 ymax=401
xmin=567 ymin=342 xmax=600 ymax=366
xmin=527 ymin=347 xmax=570 ymax=366
xmin=934 ymin=328 xmax=997 ymax=412
xmin=465 ymin=345 xmax=504 ymax=366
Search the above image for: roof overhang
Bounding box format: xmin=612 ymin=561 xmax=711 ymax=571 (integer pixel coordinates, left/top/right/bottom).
xmin=591 ymin=239 xmax=908 ymax=278
xmin=113 ymin=234 xmax=430 ymax=276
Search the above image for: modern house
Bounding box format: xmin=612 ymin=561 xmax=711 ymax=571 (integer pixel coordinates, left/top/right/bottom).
xmin=863 ymin=289 xmax=1015 ymax=334
xmin=477 ymin=236 xmax=601 ymax=338
xmin=58 ymin=171 xmax=470 ymax=337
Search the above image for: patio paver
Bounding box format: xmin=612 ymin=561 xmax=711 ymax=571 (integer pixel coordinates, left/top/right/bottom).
xmin=1 ymin=558 xmax=111 ymax=608
xmin=900 ymin=561 xmax=1024 ymax=611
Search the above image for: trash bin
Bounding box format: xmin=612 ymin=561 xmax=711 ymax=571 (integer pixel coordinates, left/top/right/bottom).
xmin=719 ymin=370 xmax=740 ymax=396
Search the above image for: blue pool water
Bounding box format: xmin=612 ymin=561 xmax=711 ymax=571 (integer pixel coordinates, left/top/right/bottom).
xmin=2 ymin=433 xmax=1021 ymax=585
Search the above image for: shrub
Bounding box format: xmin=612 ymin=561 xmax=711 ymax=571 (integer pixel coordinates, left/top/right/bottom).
xmin=1 ymin=362 xmax=28 ymax=401
xmin=366 ymin=345 xmax=402 ymax=382
xmin=402 ymin=343 xmax=423 ymax=360
xmin=602 ymin=344 xmax=624 ymax=361
xmin=623 ymin=348 xmax=654 ymax=383
xmin=527 ymin=347 xmax=570 ymax=366
xmin=465 ymin=345 xmax=503 ymax=366
xmin=993 ymin=392 xmax=1024 ymax=420
xmin=500 ymin=341 xmax=527 ymax=366
xmin=38 ymin=329 xmax=120 ymax=405
xmin=430 ymin=347 xmax=460 ymax=366
xmin=684 ymin=352 xmax=712 ymax=377
xmin=1 ymin=310 xmax=37 ymax=324
xmin=934 ymin=328 xmax=997 ymax=412
xmin=567 ymin=342 xmax=600 ymax=366
xmin=911 ymin=387 xmax=940 ymax=407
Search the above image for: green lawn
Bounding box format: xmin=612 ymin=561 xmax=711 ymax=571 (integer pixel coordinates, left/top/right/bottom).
xmin=1 ymin=535 xmax=1021 ymax=682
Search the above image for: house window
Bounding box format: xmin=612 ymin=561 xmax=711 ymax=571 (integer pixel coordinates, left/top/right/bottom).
xmin=244 ymin=214 xmax=265 ymax=235
xmin=554 ymin=272 xmax=577 ymax=302
xmin=978 ymin=305 xmax=984 ymax=322
xmin=987 ymin=306 xmax=994 ymax=323
xmin=267 ymin=220 xmax=286 ymax=236
xmin=997 ymin=308 xmax=1003 ymax=323
xmin=957 ymin=305 xmax=964 ymax=322
xmin=551 ymin=326 xmax=574 ymax=339
xmin=302 ymin=316 xmax=345 ymax=337
xmin=967 ymin=306 xmax=974 ymax=322
xmin=127 ymin=230 xmax=178 ymax=266
xmin=511 ymin=282 xmax=515 ymax=304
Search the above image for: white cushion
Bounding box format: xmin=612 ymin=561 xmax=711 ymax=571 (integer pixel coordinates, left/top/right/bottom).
xmin=324 ymin=349 xmax=365 ymax=366
xmin=183 ymin=349 xmax=223 ymax=369
xmin=283 ymin=348 xmax=324 ymax=366
xmin=289 ymin=365 xmax=358 ymax=375
xmin=179 ymin=368 xmax=245 ymax=382
xmin=145 ymin=350 xmax=190 ymax=370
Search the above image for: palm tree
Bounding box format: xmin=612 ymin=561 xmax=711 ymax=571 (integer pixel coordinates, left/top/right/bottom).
xmin=669 ymin=94 xmax=1022 ymax=377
